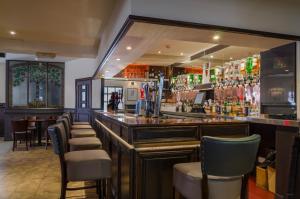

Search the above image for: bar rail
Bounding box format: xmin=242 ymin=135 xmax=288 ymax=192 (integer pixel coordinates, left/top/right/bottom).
xmin=95 ymin=119 xmax=134 ymax=150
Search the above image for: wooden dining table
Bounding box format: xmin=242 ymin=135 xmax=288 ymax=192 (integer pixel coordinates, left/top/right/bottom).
xmin=28 ymin=118 xmax=56 ymax=145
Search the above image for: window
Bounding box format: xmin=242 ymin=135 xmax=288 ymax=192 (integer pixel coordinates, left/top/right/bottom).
xmin=8 ymin=61 xmax=64 ymax=108
xmin=104 ymin=86 xmax=123 ymax=111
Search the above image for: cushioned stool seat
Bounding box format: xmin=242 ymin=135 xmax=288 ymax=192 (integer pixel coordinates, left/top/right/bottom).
xmin=174 ymin=162 xmax=241 ymax=199
xmin=72 ymin=124 xmax=92 ymax=129
xmin=73 ymin=121 xmax=90 ymax=125
xmin=65 ymin=150 xmax=111 ymax=181
xmin=69 ymin=137 xmax=102 ymax=151
xmin=71 ymin=129 xmax=96 ymax=138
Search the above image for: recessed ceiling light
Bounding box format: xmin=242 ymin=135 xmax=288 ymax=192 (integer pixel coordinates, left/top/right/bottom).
xmin=180 ymin=52 xmax=184 ymax=56
xmin=35 ymin=58 xmax=38 ymax=61
xmin=210 ymin=55 xmax=214 ymax=58
xmin=9 ymin=31 xmax=16 ymax=35
xmin=105 ymin=70 xmax=109 ymax=73
xmin=126 ymin=46 xmax=132 ymax=50
xmin=116 ymin=58 xmax=120 ymax=61
xmin=213 ymin=35 xmax=220 ymax=41
xmin=230 ymin=57 xmax=233 ymax=60
xmin=158 ymin=51 xmax=161 ymax=54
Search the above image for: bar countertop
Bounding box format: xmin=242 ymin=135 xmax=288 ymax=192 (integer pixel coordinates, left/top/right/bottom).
xmin=161 ymin=111 xmax=300 ymax=128
xmin=95 ymin=111 xmax=247 ymax=127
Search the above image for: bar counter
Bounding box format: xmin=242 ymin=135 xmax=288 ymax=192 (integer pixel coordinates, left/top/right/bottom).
xmin=100 ymin=112 xmax=247 ymax=126
xmin=94 ymin=111 xmax=300 ymax=199
xmin=94 ymin=111 xmax=249 ymax=199
xmin=161 ymin=111 xmax=300 ymax=128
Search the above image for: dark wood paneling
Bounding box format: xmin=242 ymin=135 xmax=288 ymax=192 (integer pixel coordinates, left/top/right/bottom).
xmin=135 ymin=149 xmax=198 ymax=199
xmin=200 ymin=124 xmax=249 ymax=137
xmin=275 ymin=126 xmax=299 ymax=199
xmin=0 ymin=104 xmax=5 ymax=137
xmin=249 ymin=123 xmax=276 ymax=157
xmin=132 ymin=126 xmax=199 ymax=143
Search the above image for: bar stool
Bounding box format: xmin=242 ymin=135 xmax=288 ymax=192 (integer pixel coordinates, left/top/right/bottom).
xmin=65 ymin=112 xmax=90 ymax=125
xmin=45 ymin=118 xmax=57 ymax=149
xmin=57 ymin=118 xmax=102 ymax=151
xmin=48 ymin=123 xmax=111 ymax=199
xmin=62 ymin=113 xmax=92 ymax=129
xmin=60 ymin=115 xmax=97 ymax=138
xmin=173 ymin=134 xmax=261 ymax=199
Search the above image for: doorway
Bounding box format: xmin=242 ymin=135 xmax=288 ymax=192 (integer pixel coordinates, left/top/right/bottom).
xmin=75 ymin=78 xmax=92 ymax=122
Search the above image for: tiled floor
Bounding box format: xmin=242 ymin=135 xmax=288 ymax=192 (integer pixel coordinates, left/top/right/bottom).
xmin=0 ymin=141 xmax=98 ymax=199
xmin=0 ymin=141 xmax=275 ymax=199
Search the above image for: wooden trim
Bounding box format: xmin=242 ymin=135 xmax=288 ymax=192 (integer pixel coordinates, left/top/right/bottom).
xmin=6 ymin=60 xmax=65 ymax=108
xmin=100 ymin=78 xmax=105 ymax=110
xmin=92 ymin=18 xmax=134 ymax=78
xmin=128 ymin=15 xmax=300 ymax=40
xmin=95 ymin=119 xmax=134 ymax=150
xmin=92 ymin=14 xmax=300 ymax=80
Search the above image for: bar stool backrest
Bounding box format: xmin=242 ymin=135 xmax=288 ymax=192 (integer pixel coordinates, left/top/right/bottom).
xmin=201 ymin=134 xmax=261 ymax=177
xmin=48 ymin=123 xmax=68 ymax=156
xmin=62 ymin=114 xmax=72 ymax=127
xmin=64 ymin=112 xmax=73 ymax=124
xmin=56 ymin=118 xmax=71 ymax=139
xmin=11 ymin=120 xmax=28 ymax=133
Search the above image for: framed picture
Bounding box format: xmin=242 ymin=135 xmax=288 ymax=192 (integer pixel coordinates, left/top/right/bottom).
xmin=127 ymin=88 xmax=138 ymax=101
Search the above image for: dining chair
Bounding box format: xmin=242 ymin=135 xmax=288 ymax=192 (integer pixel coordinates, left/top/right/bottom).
xmin=48 ymin=122 xmax=111 ymax=199
xmin=173 ymin=134 xmax=261 ymax=199
xmin=26 ymin=115 xmax=37 ymax=142
xmin=11 ymin=120 xmax=32 ymax=151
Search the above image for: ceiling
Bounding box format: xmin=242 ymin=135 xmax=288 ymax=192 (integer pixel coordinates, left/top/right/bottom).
xmin=0 ymin=0 xmax=116 ymax=58
xmin=99 ymin=22 xmax=293 ymax=78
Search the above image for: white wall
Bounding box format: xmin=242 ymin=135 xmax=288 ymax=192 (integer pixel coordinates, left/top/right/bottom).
xmin=95 ymin=0 xmax=132 ymax=73
xmin=64 ymin=58 xmax=100 ymax=108
xmin=0 ymin=61 xmax=5 ymax=103
xmin=131 ymin=0 xmax=300 ymax=36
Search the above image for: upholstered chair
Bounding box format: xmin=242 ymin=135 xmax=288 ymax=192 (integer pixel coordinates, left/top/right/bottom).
xmin=57 ymin=118 xmax=101 ymax=151
xmin=173 ymin=134 xmax=261 ymax=199
xmin=48 ymin=123 xmax=111 ymax=199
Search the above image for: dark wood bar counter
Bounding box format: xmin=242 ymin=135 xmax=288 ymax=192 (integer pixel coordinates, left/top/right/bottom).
xmin=161 ymin=111 xmax=300 ymax=199
xmin=94 ymin=111 xmax=249 ymax=199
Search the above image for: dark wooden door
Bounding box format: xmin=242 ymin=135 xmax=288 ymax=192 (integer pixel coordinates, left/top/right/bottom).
xmin=75 ymin=78 xmax=92 ymax=122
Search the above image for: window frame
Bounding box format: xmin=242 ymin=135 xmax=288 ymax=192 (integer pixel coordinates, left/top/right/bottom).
xmin=103 ymin=86 xmax=123 ymax=110
xmin=6 ymin=60 xmax=65 ymax=109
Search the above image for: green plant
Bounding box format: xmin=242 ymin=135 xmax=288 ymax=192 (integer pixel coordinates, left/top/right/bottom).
xmin=29 ymin=64 xmax=47 ymax=100
xmin=13 ymin=66 xmax=27 ymax=87
xmin=48 ymin=67 xmax=61 ymax=86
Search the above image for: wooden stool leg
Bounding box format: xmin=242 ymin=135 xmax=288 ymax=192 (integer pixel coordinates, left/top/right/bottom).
xmin=106 ymin=179 xmax=111 ymax=199
xmin=25 ymin=133 xmax=29 ymax=151
xmin=12 ymin=134 xmax=16 ymax=151
xmin=45 ymin=132 xmax=49 ymax=150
